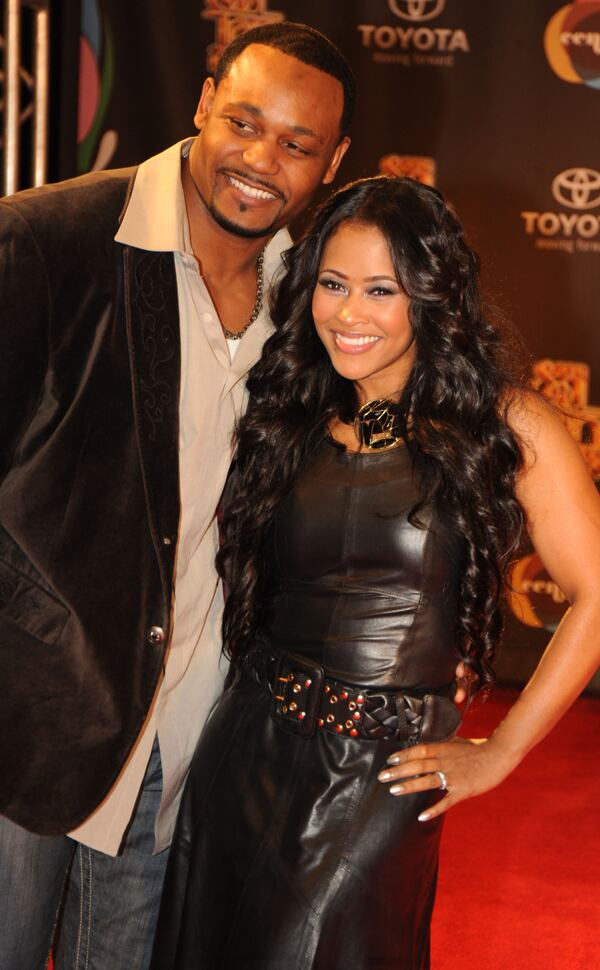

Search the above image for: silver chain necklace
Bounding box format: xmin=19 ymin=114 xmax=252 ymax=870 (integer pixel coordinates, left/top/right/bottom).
xmin=221 ymin=250 xmax=265 ymax=341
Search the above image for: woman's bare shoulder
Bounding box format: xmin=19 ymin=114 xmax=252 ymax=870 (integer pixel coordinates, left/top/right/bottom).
xmin=503 ymin=388 xmax=579 ymax=469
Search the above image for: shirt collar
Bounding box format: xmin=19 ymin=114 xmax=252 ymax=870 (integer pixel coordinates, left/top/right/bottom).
xmin=115 ymin=138 xmax=194 ymax=252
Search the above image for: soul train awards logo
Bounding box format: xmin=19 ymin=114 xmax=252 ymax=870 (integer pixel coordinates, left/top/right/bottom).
xmin=358 ymin=0 xmax=469 ymax=67
xmin=531 ymin=358 xmax=600 ymax=480
xmin=379 ymin=154 xmax=437 ymax=186
xmin=544 ymin=0 xmax=600 ymax=89
xmin=520 ymin=167 xmax=600 ymax=254
xmin=202 ymin=0 xmax=285 ymax=74
xmin=509 ymin=357 xmax=600 ymax=631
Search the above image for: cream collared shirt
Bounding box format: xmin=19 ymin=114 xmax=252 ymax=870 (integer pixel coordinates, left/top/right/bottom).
xmin=69 ymin=139 xmax=290 ymax=855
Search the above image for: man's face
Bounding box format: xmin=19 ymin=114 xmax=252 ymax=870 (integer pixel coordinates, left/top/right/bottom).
xmin=189 ymin=44 xmax=350 ymax=239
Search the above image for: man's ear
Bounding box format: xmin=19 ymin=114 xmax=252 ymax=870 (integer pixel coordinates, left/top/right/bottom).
xmin=194 ymin=77 xmax=216 ymax=131
xmin=322 ymin=137 xmax=351 ymax=186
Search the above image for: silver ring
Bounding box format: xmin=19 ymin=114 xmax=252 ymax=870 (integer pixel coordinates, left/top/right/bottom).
xmin=435 ymin=770 xmax=448 ymax=791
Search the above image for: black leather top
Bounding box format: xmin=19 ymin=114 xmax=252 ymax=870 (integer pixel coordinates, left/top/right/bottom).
xmin=259 ymin=437 xmax=463 ymax=691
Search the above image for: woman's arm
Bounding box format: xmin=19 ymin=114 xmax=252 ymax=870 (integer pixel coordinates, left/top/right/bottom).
xmin=378 ymin=393 xmax=600 ymax=820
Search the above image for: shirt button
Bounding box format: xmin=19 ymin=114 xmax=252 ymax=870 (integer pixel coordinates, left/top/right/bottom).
xmin=162 ymin=536 xmax=172 ymax=546
xmin=147 ymin=626 xmax=165 ymax=645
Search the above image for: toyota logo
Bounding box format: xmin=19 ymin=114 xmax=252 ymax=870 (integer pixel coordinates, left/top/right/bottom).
xmin=388 ymin=0 xmax=446 ymax=22
xmin=551 ymin=168 xmax=600 ymax=210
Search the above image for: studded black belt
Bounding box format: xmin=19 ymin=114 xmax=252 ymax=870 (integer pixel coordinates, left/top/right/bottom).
xmin=246 ymin=648 xmax=461 ymax=745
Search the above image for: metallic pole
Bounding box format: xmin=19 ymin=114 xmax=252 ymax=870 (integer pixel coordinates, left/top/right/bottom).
xmin=3 ymin=0 xmax=22 ymax=197
xmin=32 ymin=2 xmax=50 ymax=186
xmin=2 ymin=0 xmax=51 ymax=196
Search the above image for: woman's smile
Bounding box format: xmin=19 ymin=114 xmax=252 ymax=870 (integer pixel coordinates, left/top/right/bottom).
xmin=333 ymin=330 xmax=382 ymax=353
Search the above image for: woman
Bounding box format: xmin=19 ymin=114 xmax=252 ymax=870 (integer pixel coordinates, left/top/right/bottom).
xmin=151 ymin=177 xmax=600 ymax=969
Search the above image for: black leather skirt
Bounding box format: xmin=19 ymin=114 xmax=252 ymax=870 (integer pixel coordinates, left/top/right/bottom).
xmin=151 ymin=656 xmax=461 ymax=970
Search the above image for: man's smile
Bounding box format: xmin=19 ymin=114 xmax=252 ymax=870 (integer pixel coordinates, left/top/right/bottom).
xmin=223 ymin=170 xmax=283 ymax=204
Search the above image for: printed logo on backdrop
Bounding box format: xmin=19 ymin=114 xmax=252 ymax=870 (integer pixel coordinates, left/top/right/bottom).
xmin=544 ymin=0 xmax=600 ymax=89
xmin=78 ymin=0 xmax=117 ymax=173
xmin=388 ymin=0 xmax=446 ymax=22
xmin=508 ymin=554 xmax=568 ymax=632
xmin=379 ymin=154 xmax=437 ymax=186
xmin=509 ymin=356 xmax=600 ymax=630
xmin=358 ymin=0 xmax=469 ymax=67
xmin=531 ymin=358 xmax=600 ymax=480
xmin=552 ymin=167 xmax=600 ymax=208
xmin=520 ymin=167 xmax=600 ymax=254
xmin=202 ymin=0 xmax=285 ymax=74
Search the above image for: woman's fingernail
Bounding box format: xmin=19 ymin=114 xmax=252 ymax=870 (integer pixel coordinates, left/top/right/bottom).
xmin=378 ymin=771 xmax=391 ymax=781
xmin=387 ymin=755 xmax=401 ymax=765
xmin=418 ymin=811 xmax=430 ymax=822
xmin=390 ymin=784 xmax=405 ymax=794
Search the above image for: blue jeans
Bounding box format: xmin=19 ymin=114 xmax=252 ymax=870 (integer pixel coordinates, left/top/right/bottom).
xmin=0 ymin=738 xmax=168 ymax=970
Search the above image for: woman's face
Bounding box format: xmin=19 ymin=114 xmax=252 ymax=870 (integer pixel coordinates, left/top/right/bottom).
xmin=312 ymin=221 xmax=416 ymax=404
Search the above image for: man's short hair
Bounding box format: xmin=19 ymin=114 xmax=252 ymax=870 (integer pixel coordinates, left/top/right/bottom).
xmin=214 ymin=22 xmax=355 ymax=137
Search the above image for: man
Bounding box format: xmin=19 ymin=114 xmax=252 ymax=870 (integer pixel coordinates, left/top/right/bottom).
xmin=0 ymin=23 xmax=353 ymax=970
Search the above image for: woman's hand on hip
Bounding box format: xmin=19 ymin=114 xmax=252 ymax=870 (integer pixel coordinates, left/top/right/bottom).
xmin=376 ymin=736 xmax=519 ymax=821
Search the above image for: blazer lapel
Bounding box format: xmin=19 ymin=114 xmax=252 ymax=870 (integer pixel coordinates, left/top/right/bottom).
xmin=123 ymin=246 xmax=181 ymax=587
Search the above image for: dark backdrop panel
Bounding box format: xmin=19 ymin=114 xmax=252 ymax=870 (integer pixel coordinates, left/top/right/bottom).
xmin=74 ymin=0 xmax=600 ymax=690
xmin=84 ymin=0 xmax=599 ymax=393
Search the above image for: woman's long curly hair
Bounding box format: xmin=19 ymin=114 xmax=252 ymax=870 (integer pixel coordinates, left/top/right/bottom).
xmin=218 ymin=175 xmax=526 ymax=691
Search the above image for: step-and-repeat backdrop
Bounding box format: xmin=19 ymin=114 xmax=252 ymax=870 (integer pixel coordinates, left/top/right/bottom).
xmin=77 ymin=0 xmax=599 ymax=689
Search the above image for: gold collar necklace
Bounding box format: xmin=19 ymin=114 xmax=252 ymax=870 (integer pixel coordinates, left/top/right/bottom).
xmin=354 ymin=399 xmax=405 ymax=451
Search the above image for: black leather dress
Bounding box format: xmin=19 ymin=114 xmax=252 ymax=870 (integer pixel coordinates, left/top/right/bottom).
xmin=151 ymin=438 xmax=464 ymax=970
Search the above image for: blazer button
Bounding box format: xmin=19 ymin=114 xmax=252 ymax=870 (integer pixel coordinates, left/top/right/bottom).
xmin=147 ymin=626 xmax=165 ymax=645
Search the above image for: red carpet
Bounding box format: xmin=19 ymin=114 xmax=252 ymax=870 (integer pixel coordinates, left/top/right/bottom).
xmin=432 ymin=690 xmax=600 ymax=970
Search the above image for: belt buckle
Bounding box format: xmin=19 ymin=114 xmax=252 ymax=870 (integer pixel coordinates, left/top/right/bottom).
xmin=271 ymin=652 xmax=324 ymax=738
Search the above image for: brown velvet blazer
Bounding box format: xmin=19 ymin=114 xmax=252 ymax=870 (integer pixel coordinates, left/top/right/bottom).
xmin=0 ymin=169 xmax=181 ymax=834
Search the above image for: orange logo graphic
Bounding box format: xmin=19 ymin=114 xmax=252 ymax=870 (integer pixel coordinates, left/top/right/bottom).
xmin=544 ymin=1 xmax=600 ymax=88
xmin=202 ymin=0 xmax=285 ymax=73
xmin=508 ymin=554 xmax=568 ymax=631
xmin=531 ymin=359 xmax=600 ymax=480
xmin=510 ymin=360 xmax=600 ymax=629
xmin=379 ymin=155 xmax=437 ymax=186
